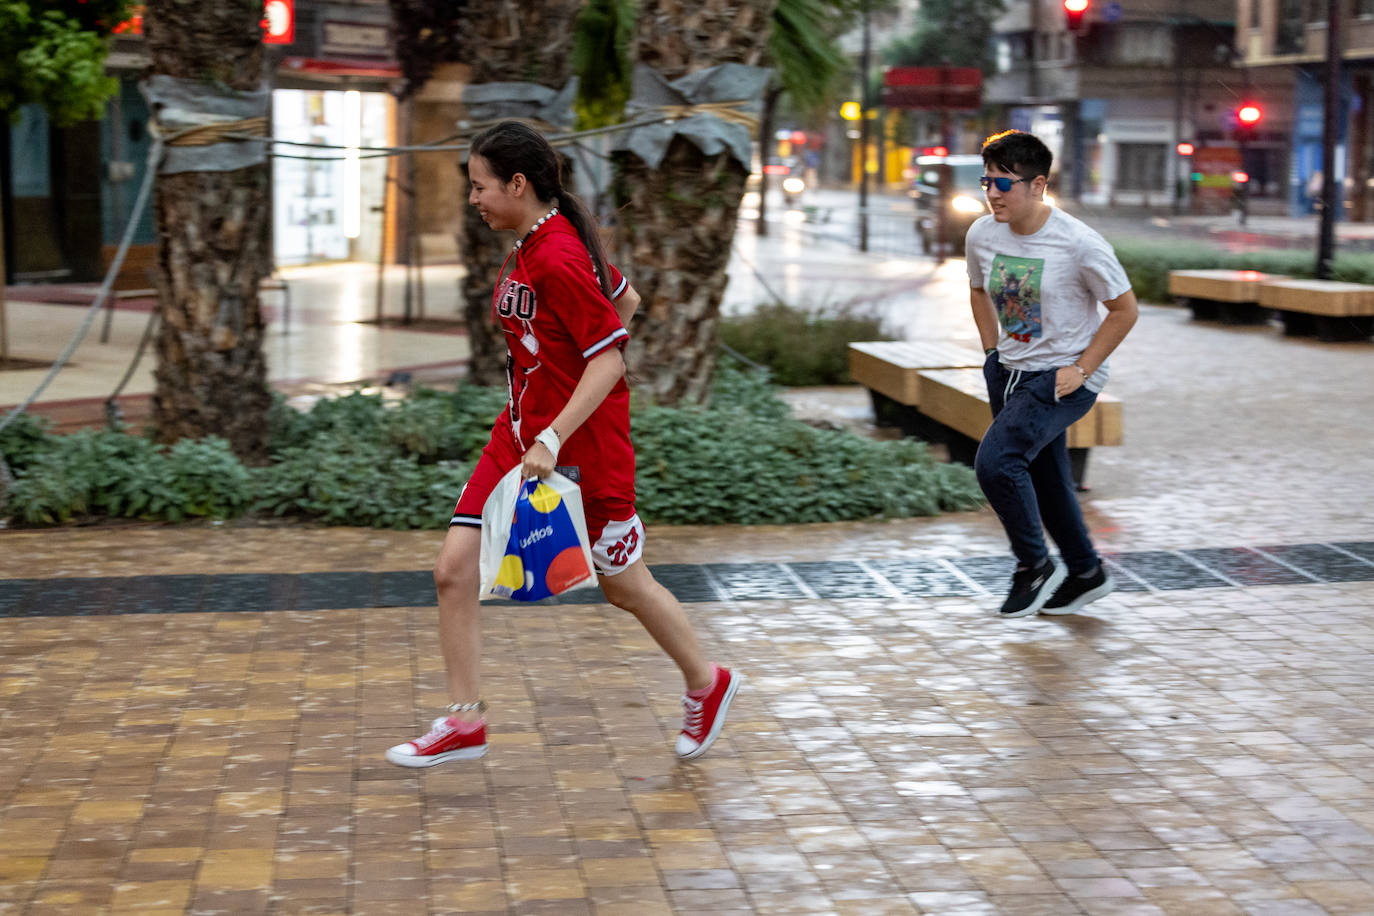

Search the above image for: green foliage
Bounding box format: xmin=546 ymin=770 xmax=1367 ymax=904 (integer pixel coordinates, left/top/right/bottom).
xmin=572 ymin=0 xmax=633 ymax=128
xmin=2 ymin=372 xmax=983 ymax=529
xmin=718 ymin=303 xmax=891 ymax=386
xmin=3 ymin=429 xmax=249 ymax=524
xmin=633 ymin=364 xmax=984 ymax=525
xmin=770 ymin=0 xmax=850 ymax=114
xmin=0 ymin=1 xmax=129 ymax=123
xmin=1111 ymin=241 xmax=1374 ymax=304
xmin=0 ymin=410 xmax=52 ymax=471
xmin=883 ymin=0 xmax=1006 ymax=74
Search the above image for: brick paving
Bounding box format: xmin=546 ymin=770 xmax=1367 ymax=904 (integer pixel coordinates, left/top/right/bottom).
xmin=4 ymin=220 xmax=1374 ymax=914
xmin=2 ymin=523 xmax=1374 ymax=915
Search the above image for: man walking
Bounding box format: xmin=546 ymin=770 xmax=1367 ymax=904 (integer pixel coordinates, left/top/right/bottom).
xmin=965 ymin=130 xmax=1138 ymax=618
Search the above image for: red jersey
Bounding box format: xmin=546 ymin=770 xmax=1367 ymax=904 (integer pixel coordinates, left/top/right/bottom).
xmin=492 ymin=213 xmax=634 ymax=500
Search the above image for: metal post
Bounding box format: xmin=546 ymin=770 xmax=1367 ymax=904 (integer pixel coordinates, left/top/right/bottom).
xmin=858 ymin=0 xmax=870 ymax=253
xmin=1317 ymin=0 xmax=1342 ymax=279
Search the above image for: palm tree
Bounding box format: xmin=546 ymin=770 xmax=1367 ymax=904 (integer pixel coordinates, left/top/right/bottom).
xmin=611 ymin=0 xmax=778 ymax=405
xmin=757 ymin=0 xmax=853 ymax=236
xmin=143 ymin=0 xmax=272 ymax=460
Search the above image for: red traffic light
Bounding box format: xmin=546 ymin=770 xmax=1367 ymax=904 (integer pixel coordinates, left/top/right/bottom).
xmin=920 ymin=145 xmax=949 ymax=157
xmin=1176 ymin=142 xmax=1195 ymax=156
xmin=1237 ymin=104 xmax=1262 ymax=127
xmin=1064 ymin=0 xmax=1088 ymax=30
xmin=1232 ymin=171 xmax=1250 ymax=184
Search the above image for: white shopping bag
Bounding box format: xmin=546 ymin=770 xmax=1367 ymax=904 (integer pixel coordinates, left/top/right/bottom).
xmin=477 ymin=468 xmax=597 ymax=602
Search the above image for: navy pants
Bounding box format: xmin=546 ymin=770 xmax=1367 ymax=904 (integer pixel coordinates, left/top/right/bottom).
xmin=975 ymin=354 xmax=1100 ymax=575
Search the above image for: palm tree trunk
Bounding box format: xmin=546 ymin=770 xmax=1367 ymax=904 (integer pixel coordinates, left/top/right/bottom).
xmin=613 ymin=0 xmax=777 ymax=405
xmin=144 ymin=0 xmax=272 ymax=461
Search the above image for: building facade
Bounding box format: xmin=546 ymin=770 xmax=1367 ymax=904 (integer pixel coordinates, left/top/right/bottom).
xmin=3 ymin=0 xmax=469 ymax=286
xmin=1240 ymin=0 xmax=1374 ymax=218
xmin=985 ymin=0 xmax=1294 ymax=212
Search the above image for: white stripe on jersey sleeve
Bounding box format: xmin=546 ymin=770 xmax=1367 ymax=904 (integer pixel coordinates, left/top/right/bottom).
xmin=612 ymin=275 xmax=628 ymax=299
xmin=582 ymin=327 xmax=630 ymax=359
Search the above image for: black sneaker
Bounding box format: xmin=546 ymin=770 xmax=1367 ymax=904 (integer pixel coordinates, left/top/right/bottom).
xmin=1040 ymin=565 xmax=1114 ymax=615
xmin=998 ymin=558 xmax=1066 ymax=618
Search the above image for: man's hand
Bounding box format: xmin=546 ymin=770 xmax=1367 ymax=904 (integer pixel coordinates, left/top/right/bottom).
xmin=1054 ymin=365 xmax=1086 ymax=400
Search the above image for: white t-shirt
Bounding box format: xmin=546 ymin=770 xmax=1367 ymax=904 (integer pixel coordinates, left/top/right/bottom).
xmin=965 ymin=207 xmax=1131 ymax=392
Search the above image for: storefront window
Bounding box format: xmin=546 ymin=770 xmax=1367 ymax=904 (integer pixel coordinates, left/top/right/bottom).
xmin=1116 ymin=142 xmax=1167 ymax=191
xmin=272 ymin=89 xmax=391 ymax=266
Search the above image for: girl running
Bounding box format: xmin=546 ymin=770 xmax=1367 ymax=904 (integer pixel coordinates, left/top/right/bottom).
xmin=386 ymin=120 xmax=742 ymax=767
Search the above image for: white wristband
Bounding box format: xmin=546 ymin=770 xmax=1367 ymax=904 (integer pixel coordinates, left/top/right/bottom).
xmin=534 ymin=427 xmax=561 ymax=463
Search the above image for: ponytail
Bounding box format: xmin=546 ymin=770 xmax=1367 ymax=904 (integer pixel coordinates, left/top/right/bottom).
xmin=556 ymin=191 xmax=614 ymax=301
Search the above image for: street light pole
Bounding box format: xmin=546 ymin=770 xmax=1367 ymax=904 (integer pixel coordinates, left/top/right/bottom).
xmin=858 ymin=0 xmax=870 ymax=253
xmin=1317 ymin=0 xmax=1342 ymax=279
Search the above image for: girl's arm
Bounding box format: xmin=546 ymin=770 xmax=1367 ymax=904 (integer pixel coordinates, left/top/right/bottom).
xmin=615 ymin=284 xmax=641 ymax=329
xmin=521 ymin=347 xmax=626 ymax=478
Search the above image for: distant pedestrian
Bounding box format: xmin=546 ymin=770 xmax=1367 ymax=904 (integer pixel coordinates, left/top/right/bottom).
xmin=385 ymin=121 xmax=741 ymax=767
xmin=964 ymin=130 xmax=1139 ymax=618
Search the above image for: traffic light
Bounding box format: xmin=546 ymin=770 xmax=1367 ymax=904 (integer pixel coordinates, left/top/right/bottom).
xmin=1176 ymin=142 xmax=1195 ymax=157
xmin=1064 ymin=0 xmax=1089 ymax=32
xmin=1237 ymin=104 xmax=1262 ymax=128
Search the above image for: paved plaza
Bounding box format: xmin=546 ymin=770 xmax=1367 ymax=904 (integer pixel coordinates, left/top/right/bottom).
xmin=2 ymin=212 xmax=1374 ymax=914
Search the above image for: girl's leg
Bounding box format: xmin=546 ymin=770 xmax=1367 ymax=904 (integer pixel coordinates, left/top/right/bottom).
xmin=385 ymin=524 xmax=486 ymax=767
xmin=433 ymin=524 xmax=484 ymax=719
xmin=598 ymin=559 xmax=713 ymax=692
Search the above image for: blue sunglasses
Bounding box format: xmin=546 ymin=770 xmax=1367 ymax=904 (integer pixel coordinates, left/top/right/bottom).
xmin=980 ymin=175 xmax=1032 ymax=192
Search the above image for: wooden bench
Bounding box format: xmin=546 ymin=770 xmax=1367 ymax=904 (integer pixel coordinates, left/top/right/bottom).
xmin=849 ymin=340 xmax=1123 ymax=489
xmin=1167 ymin=268 xmax=1285 ymax=325
xmin=849 ymin=340 xmax=987 ymax=441
xmin=1257 ymin=278 xmax=1374 ymax=341
xmin=917 ymin=368 xmax=1123 ymax=489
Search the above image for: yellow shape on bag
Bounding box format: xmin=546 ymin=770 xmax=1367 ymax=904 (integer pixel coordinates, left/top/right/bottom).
xmin=527 ymin=482 xmax=562 ymax=514
xmin=496 ymin=554 xmax=525 ymax=590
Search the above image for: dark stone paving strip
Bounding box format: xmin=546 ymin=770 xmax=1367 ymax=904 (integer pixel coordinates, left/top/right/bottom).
xmin=1258 ymin=543 xmax=1374 ymax=583
xmin=788 ymin=561 xmax=892 ymax=599
xmin=950 ymin=556 xmax=1014 ymax=592
xmin=3 ymin=545 xmax=1373 ymax=619
xmin=376 ymin=570 xmax=434 ymax=607
xmin=1182 ymin=547 xmax=1317 ymax=587
xmin=198 ymin=574 xmax=298 ymax=613
xmin=634 ymin=564 xmax=721 ymax=603
xmin=865 ymin=559 xmax=973 ymax=597
xmin=706 ymin=563 xmax=809 ymax=601
xmin=1104 ymin=551 xmax=1231 ymax=591
xmin=1333 ymin=540 xmax=1374 ymax=564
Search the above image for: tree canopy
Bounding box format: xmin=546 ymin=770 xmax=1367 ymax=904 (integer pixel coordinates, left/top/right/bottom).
xmin=883 ymin=0 xmax=1005 ymax=73
xmin=0 ymin=0 xmax=130 ymax=122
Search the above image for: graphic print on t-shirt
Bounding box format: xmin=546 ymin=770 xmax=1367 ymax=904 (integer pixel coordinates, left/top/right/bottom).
xmin=990 ymin=254 xmax=1045 ymax=342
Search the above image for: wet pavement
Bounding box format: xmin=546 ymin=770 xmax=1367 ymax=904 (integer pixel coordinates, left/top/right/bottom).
xmin=2 ymin=209 xmax=1374 ymax=914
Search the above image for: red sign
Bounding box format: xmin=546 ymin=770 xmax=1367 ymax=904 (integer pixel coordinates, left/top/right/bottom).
xmin=262 ymin=0 xmax=296 ymax=44
xmin=881 ymin=66 xmax=982 ymax=111
xmin=115 ymin=2 xmax=293 ymax=43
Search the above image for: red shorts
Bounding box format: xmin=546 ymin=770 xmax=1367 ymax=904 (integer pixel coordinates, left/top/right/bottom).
xmin=451 ymin=427 xmax=645 ymax=576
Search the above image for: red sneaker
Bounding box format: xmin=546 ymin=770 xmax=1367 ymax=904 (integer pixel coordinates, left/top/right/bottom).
xmin=675 ymin=665 xmax=743 ymax=760
xmin=386 ymin=716 xmax=487 ymax=767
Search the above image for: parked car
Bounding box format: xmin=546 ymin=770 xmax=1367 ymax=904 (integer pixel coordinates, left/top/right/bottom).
xmin=911 ymin=153 xmax=987 ymax=256
xmin=764 ymin=157 xmax=806 ymax=207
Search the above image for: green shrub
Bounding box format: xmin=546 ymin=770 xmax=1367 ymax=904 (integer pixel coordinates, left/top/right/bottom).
xmin=631 ymin=363 xmax=984 ymax=525
xmin=1 ymin=367 xmax=983 ymax=529
xmin=0 ymin=411 xmax=52 ymax=472
xmin=4 ymin=429 xmax=250 ymax=524
xmin=718 ymin=303 xmax=891 ymax=386
xmin=1112 ymin=240 xmax=1374 ymax=304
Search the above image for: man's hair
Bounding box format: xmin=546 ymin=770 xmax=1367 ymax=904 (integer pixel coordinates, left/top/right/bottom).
xmin=981 ymin=130 xmax=1053 ymax=181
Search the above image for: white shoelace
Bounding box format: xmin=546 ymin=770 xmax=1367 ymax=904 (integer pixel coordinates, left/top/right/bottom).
xmin=681 ymin=696 xmax=705 ymax=736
